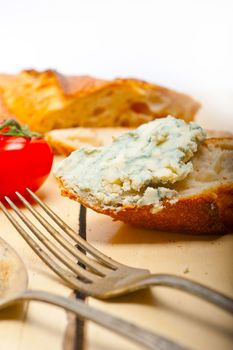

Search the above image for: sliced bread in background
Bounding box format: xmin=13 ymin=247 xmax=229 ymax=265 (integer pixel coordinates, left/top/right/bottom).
xmin=46 ymin=126 xmax=233 ymax=156
xmin=0 ymin=69 xmax=200 ymax=132
xmin=45 ymin=127 xmax=131 ymax=155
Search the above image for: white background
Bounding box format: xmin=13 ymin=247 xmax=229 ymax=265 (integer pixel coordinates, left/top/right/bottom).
xmin=0 ymin=0 xmax=232 ymax=130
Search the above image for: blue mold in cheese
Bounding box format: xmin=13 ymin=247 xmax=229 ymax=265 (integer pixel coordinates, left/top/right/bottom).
xmin=55 ymin=116 xmax=206 ymax=212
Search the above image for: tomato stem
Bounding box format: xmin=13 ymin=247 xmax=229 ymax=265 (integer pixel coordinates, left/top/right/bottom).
xmin=0 ymin=119 xmax=41 ymax=138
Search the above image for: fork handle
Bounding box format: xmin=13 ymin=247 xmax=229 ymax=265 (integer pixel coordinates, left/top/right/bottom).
xmin=15 ymin=290 xmax=190 ymax=350
xmin=136 ymin=274 xmax=233 ymax=314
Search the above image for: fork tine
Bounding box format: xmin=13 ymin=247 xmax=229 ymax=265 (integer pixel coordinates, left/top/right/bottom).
xmin=27 ymin=188 xmax=119 ymax=269
xmin=0 ymin=200 xmax=89 ymax=293
xmin=4 ymin=197 xmax=96 ymax=283
xmin=16 ymin=192 xmax=108 ymax=277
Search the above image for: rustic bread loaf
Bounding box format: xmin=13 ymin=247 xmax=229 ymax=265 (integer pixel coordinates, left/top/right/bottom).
xmin=0 ymin=70 xmax=200 ymax=132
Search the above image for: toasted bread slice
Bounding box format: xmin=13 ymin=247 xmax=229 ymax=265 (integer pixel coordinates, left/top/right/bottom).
xmin=46 ymin=126 xmax=233 ymax=156
xmin=0 ymin=69 xmax=200 ymax=132
xmin=57 ymin=138 xmax=233 ymax=234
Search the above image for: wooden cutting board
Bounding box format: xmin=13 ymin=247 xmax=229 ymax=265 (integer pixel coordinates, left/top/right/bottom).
xmin=0 ymin=157 xmax=233 ymax=350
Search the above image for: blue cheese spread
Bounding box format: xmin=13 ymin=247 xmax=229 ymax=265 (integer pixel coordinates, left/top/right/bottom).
xmin=55 ymin=116 xmax=206 ymax=212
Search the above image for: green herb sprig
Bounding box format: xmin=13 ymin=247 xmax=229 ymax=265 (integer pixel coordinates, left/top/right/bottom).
xmin=0 ymin=119 xmax=41 ymax=138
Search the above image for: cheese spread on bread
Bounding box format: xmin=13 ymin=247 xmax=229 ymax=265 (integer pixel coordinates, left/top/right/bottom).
xmin=55 ymin=116 xmax=206 ymax=212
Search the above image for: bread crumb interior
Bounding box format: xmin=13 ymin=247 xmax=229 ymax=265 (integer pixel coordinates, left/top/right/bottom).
xmin=173 ymin=141 xmax=233 ymax=197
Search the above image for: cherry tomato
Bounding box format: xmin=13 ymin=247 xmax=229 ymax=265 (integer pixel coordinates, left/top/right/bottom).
xmin=0 ymin=119 xmax=53 ymax=200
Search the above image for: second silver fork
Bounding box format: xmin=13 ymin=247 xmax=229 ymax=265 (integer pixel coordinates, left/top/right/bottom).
xmin=1 ymin=188 xmax=233 ymax=314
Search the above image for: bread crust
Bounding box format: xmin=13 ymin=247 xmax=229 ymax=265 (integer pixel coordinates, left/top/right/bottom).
xmin=0 ymin=74 xmax=16 ymax=92
xmin=57 ymin=177 xmax=233 ymax=234
xmin=0 ymin=69 xmax=200 ymax=132
xmin=0 ymin=94 xmax=15 ymax=119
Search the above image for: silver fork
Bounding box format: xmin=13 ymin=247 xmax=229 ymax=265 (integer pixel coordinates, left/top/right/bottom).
xmin=1 ymin=189 xmax=233 ymax=315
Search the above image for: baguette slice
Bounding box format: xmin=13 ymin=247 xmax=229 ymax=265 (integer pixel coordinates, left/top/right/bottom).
xmin=0 ymin=69 xmax=200 ymax=132
xmin=45 ymin=127 xmax=131 ymax=155
xmin=46 ymin=126 xmax=233 ymax=156
xmin=57 ymin=138 xmax=233 ymax=234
